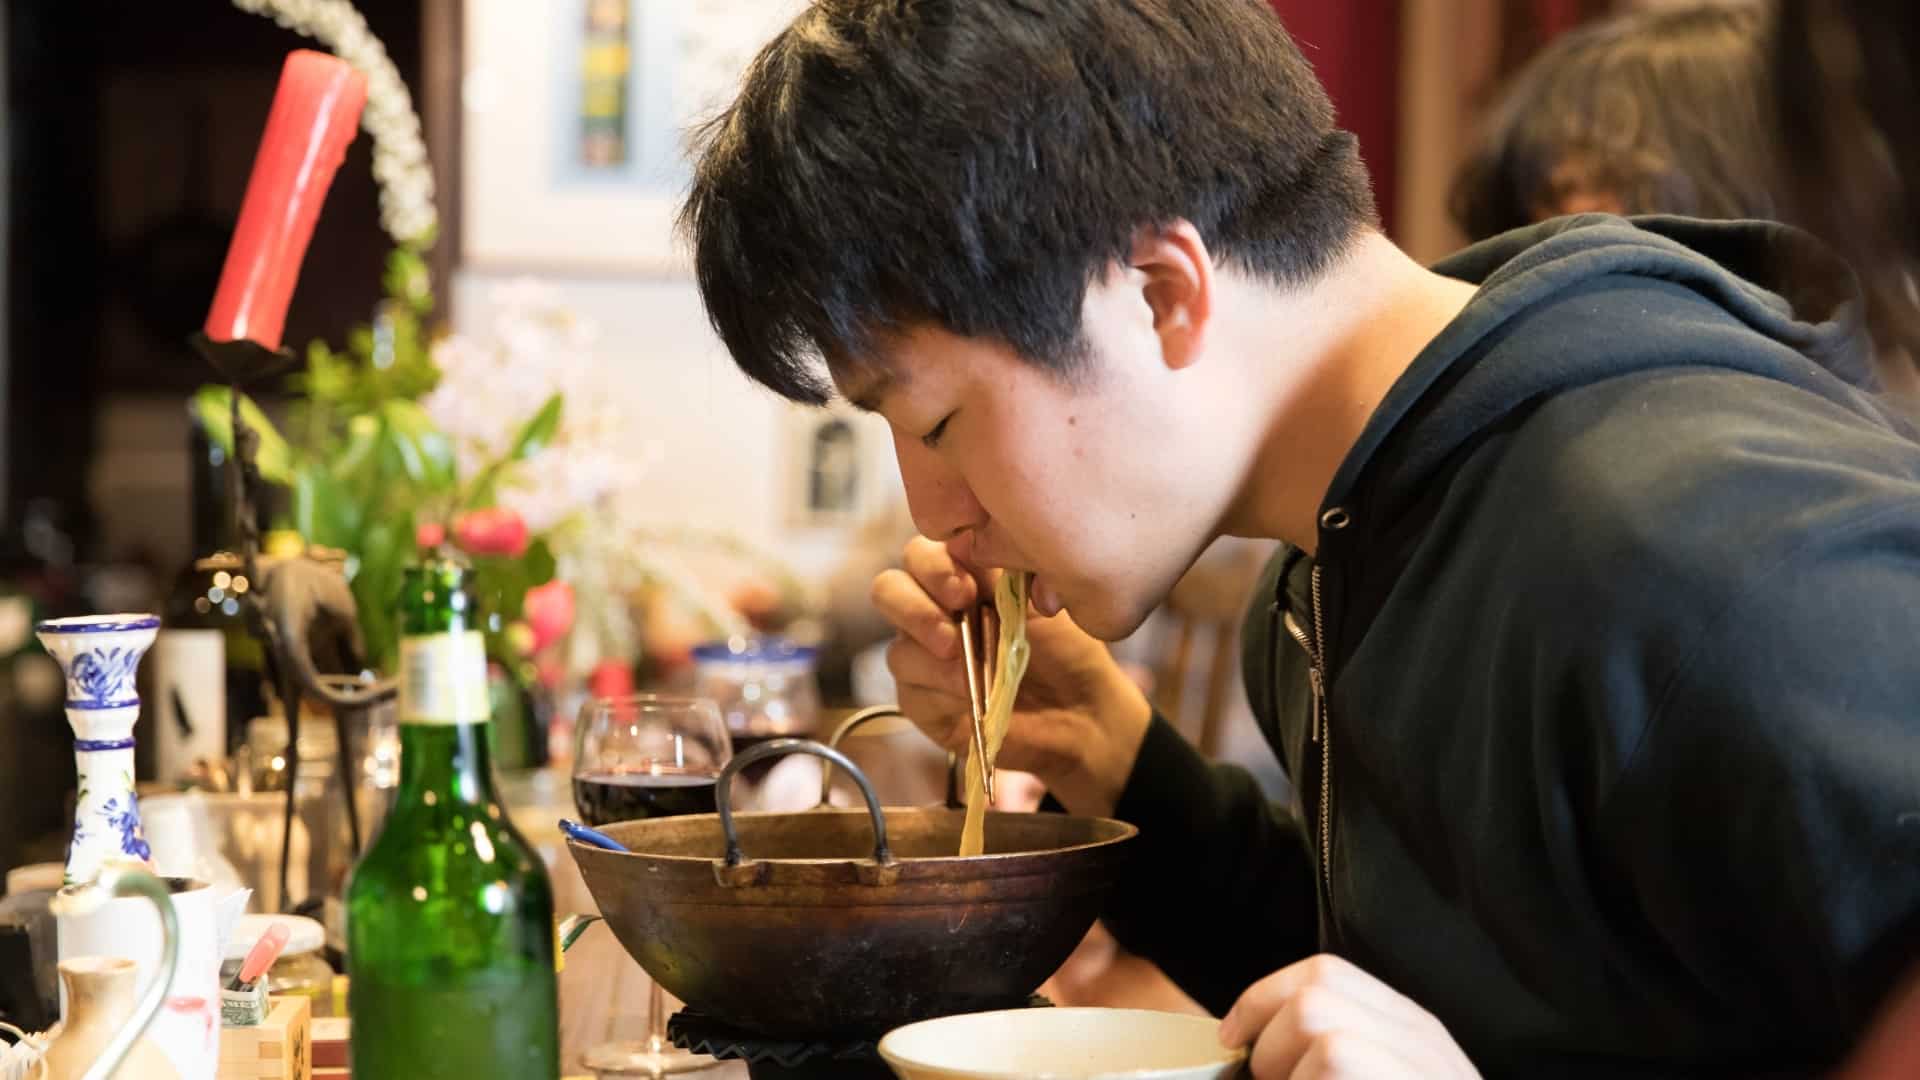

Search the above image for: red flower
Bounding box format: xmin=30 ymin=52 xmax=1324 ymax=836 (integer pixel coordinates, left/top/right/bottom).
xmin=523 ymin=580 xmax=575 ymax=652
xmin=588 ymin=659 xmax=634 ymax=700
xmin=452 ymin=507 xmax=528 ymax=558
xmin=415 ymin=521 xmax=446 ymax=550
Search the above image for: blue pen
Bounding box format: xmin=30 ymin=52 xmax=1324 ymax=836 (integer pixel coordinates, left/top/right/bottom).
xmin=558 ymin=818 xmax=631 ymax=853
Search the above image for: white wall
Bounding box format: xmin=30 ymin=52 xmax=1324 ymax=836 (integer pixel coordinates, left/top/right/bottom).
xmin=449 ymin=269 xmax=902 ymax=582
xmin=456 ymin=0 xmax=902 ymax=583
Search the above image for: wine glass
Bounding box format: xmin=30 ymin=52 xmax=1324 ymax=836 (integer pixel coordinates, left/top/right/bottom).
xmin=573 ymin=694 xmax=732 ymax=1076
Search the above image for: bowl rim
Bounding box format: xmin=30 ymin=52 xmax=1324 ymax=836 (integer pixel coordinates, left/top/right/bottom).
xmin=569 ymin=806 xmax=1139 ymax=868
xmin=875 ymin=1007 xmax=1246 ymax=1080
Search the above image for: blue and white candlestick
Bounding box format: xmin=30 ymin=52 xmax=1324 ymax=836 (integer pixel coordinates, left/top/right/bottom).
xmin=35 ymin=614 xmax=161 ymax=886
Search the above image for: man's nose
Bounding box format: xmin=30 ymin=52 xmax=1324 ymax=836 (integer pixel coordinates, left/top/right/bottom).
xmin=895 ymin=430 xmax=987 ymax=545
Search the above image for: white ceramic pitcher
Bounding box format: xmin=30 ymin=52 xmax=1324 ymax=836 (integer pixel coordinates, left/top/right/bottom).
xmin=55 ymin=877 xmax=249 ymax=1080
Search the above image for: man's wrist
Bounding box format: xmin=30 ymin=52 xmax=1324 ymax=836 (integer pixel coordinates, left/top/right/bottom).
xmin=1049 ymin=673 xmax=1153 ymax=817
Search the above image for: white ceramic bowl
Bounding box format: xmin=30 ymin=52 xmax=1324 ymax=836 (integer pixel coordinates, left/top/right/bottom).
xmin=878 ymin=1007 xmax=1246 ymax=1080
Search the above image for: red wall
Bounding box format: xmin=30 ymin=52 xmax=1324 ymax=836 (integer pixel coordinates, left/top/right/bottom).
xmin=1268 ymin=0 xmax=1403 ymax=237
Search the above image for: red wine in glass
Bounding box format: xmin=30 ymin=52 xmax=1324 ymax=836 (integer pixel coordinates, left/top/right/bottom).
xmin=572 ymin=764 xmax=720 ymax=826
xmin=573 ymin=695 xmax=730 ymax=1076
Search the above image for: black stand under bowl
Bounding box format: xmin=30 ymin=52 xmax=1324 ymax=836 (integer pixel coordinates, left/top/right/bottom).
xmin=668 ymin=997 xmax=1053 ymax=1080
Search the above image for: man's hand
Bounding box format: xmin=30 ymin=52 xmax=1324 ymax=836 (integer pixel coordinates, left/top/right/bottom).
xmin=871 ymin=536 xmax=1151 ymax=816
xmin=1220 ymin=955 xmax=1480 ymax=1079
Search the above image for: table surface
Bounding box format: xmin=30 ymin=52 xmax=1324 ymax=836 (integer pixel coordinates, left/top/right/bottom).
xmin=536 ymin=779 xmax=750 ymax=1077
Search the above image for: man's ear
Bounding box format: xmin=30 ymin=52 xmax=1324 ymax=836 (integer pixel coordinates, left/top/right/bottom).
xmin=1131 ymin=220 xmax=1214 ymax=371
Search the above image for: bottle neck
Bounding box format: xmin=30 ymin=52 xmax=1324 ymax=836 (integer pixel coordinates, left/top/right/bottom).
xmin=394 ymin=721 xmax=498 ymax=809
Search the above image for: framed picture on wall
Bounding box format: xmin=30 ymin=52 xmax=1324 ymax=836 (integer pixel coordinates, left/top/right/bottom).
xmin=462 ymin=0 xmax=807 ymax=274
xmin=782 ymin=406 xmax=896 ymax=531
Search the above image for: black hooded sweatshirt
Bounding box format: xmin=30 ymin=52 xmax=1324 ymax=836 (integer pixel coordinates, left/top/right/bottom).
xmin=1099 ymin=216 xmax=1920 ymax=1077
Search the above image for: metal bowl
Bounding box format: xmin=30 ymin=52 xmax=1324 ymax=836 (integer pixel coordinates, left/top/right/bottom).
xmin=567 ymin=737 xmax=1136 ymax=1038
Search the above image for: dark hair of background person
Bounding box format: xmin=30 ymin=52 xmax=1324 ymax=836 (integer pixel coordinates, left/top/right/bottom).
xmin=1451 ymin=1 xmax=1774 ymax=242
xmin=1774 ymin=0 xmax=1920 ymax=373
xmin=678 ymin=0 xmax=1379 ymax=404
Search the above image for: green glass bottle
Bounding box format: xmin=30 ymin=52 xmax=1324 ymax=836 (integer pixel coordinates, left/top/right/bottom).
xmin=346 ymin=558 xmax=558 ymax=1078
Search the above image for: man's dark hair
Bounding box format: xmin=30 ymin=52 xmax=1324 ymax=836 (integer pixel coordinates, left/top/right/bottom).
xmin=1451 ymin=1 xmax=1774 ymax=242
xmin=680 ymin=0 xmax=1378 ymax=404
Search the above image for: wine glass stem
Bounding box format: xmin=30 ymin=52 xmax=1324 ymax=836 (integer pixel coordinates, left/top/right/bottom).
xmin=648 ymin=978 xmax=669 ymax=1055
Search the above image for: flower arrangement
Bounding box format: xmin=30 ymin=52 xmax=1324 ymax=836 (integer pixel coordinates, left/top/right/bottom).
xmin=192 ymin=259 xmax=564 ymax=674
xmin=198 ymin=0 xmax=553 ymax=675
xmin=420 ymin=282 xmax=823 ymax=688
xmin=205 ymin=0 xmax=819 ymax=704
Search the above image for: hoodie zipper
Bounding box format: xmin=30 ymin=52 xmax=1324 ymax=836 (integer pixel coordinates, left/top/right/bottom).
xmin=1281 ymin=564 xmax=1333 ymax=916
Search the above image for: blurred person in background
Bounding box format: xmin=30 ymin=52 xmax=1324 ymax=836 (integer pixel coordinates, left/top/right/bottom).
xmin=1773 ymin=4 xmax=1920 ymax=1074
xmin=1452 ymin=1 xmax=1774 ymax=239
xmin=1774 ymin=0 xmax=1920 ymax=399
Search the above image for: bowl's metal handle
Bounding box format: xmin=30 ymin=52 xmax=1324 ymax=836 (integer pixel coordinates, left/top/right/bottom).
xmin=818 ymin=704 xmax=910 ymax=806
xmin=717 ymin=738 xmax=893 ymax=868
xmin=823 ymin=704 xmax=968 ymax=810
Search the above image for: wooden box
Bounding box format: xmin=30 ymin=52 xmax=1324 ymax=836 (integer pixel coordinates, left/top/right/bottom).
xmin=218 ymin=995 xmax=312 ymax=1080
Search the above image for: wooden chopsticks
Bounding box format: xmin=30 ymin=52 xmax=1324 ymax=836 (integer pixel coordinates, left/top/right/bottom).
xmin=956 ymin=604 xmax=998 ymax=802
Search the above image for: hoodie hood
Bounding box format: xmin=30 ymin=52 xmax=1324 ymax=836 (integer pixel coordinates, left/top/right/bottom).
xmin=1319 ymin=214 xmax=1910 ymax=531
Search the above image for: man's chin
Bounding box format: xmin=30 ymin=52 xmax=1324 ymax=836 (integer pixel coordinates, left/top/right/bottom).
xmin=1052 ymin=592 xmax=1157 ymax=643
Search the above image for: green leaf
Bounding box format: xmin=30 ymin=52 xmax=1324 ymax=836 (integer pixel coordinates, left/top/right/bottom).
xmin=460 ymin=394 xmax=563 ymax=509
xmin=380 ymin=401 xmax=455 ymax=490
xmin=507 ymin=395 xmax=564 ymax=462
xmin=379 ymin=421 xmax=434 ymax=488
xmin=347 ymin=326 xmax=375 ymax=365
xmin=384 ymin=248 xmax=434 ymax=317
xmin=330 ymin=415 xmax=383 ymax=481
xmin=522 ymin=538 xmax=557 ymax=586
xmin=292 ymin=463 xmax=359 ymax=548
xmin=469 ymin=556 xmax=527 ymax=621
xmin=352 ymin=519 xmax=409 ymax=673
xmin=191 ymin=386 xmax=295 ymax=485
xmin=290 ymin=466 xmax=318 ymax=542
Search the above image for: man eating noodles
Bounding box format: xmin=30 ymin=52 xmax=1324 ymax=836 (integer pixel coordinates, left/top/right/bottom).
xmin=678 ymin=1 xmax=1920 ymax=1075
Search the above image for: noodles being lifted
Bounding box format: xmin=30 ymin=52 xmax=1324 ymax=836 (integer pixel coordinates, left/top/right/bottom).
xmin=959 ymin=571 xmax=1031 ymax=857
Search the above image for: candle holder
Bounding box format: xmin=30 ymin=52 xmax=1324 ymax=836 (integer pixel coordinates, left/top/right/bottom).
xmin=34 ymin=616 xmax=161 ymax=887
xmin=189 ymin=332 xmax=399 ymax=913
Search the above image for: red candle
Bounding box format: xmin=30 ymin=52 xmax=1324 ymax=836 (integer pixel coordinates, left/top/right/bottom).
xmin=204 ymin=50 xmax=368 ymax=351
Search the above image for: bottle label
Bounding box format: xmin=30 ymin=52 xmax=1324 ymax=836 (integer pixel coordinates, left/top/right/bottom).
xmin=399 ymin=631 xmax=490 ymax=726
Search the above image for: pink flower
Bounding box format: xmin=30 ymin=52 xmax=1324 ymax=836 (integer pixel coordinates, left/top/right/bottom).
xmin=523 ymin=580 xmax=575 ymax=652
xmin=453 ymin=507 xmax=528 ymax=558
xmin=415 ymin=521 xmax=446 ymax=550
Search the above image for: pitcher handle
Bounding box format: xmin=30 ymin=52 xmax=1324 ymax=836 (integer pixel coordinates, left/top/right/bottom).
xmin=49 ymin=865 xmax=178 ymax=1080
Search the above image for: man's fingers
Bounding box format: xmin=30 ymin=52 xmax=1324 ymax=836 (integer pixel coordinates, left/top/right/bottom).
xmin=1224 ymin=955 xmax=1432 ymax=1049
xmin=885 ymin=636 xmax=971 ymax=700
xmin=873 ymin=568 xmax=961 ymax=660
xmin=1224 ymin=957 xmax=1370 ymax=1046
xmin=886 ymin=638 xmax=974 ymax=752
xmin=903 ymin=536 xmax=980 ymax=613
xmin=1284 ymin=1030 xmax=1416 ymax=1079
xmin=1221 ymin=955 xmax=1473 ymax=1080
